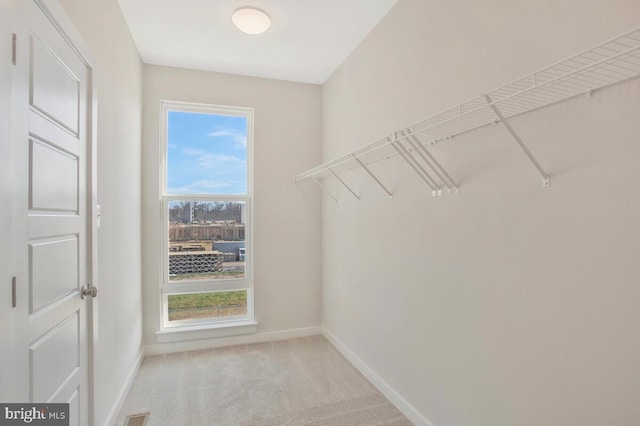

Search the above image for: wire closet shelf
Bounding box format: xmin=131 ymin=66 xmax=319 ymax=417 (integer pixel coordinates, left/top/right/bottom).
xmin=294 ymin=27 xmax=640 ymax=198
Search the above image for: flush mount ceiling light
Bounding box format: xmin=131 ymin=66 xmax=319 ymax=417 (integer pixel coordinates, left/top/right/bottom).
xmin=232 ymin=7 xmax=271 ymax=35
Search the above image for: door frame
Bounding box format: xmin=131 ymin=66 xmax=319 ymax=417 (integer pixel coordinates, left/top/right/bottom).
xmin=13 ymin=0 xmax=99 ymax=423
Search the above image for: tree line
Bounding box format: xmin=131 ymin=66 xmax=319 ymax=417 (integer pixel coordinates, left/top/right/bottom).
xmin=169 ymin=201 xmax=243 ymax=223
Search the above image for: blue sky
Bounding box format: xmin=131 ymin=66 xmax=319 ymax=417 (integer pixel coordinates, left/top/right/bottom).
xmin=167 ymin=111 xmax=247 ymax=194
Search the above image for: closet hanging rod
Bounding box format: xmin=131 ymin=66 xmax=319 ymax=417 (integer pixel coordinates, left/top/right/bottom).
xmin=294 ymin=131 xmax=435 ymax=181
xmin=294 ymin=26 xmax=640 ymax=184
xmin=411 ymin=43 xmax=640 ymax=137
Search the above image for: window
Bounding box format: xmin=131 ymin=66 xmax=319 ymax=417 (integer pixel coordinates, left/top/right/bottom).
xmin=160 ymin=102 xmax=253 ymax=329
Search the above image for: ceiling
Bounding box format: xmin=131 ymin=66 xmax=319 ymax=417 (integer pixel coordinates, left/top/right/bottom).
xmin=117 ymin=0 xmax=399 ymax=85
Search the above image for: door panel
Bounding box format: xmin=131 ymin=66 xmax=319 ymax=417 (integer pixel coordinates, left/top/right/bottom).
xmin=30 ymin=137 xmax=79 ymax=212
xmin=29 ymin=313 xmax=79 ymax=402
xmin=29 ymin=235 xmax=79 ymax=312
xmin=29 ymin=138 xmax=80 ymax=213
xmin=29 ymin=28 xmax=80 ymax=135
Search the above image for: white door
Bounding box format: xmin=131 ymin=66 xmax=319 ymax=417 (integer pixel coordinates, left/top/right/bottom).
xmin=0 ymin=0 xmax=16 ymax=403
xmin=11 ymin=1 xmax=96 ymax=424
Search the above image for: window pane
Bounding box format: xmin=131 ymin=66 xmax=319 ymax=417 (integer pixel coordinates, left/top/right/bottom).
xmin=168 ymin=290 xmax=247 ymax=322
xmin=167 ymin=111 xmax=247 ymax=195
xmin=168 ymin=200 xmax=246 ymax=282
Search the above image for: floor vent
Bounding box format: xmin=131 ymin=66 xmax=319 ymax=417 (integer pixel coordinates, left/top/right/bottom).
xmin=124 ymin=412 xmax=150 ymax=426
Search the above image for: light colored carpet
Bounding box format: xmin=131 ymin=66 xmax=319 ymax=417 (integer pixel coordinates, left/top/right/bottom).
xmin=116 ymin=335 xmax=412 ymax=426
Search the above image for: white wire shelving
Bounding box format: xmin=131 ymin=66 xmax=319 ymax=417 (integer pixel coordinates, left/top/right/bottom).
xmin=294 ymin=27 xmax=640 ymax=200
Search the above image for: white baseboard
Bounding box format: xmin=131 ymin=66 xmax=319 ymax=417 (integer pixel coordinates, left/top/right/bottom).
xmin=104 ymin=347 xmax=145 ymax=426
xmin=322 ymin=327 xmax=434 ymax=426
xmin=145 ymin=325 xmax=322 ymax=356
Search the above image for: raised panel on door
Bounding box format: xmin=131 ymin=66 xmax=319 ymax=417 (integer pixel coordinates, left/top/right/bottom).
xmin=29 ymin=32 xmax=80 ymax=135
xmin=29 ymin=313 xmax=80 ymax=402
xmin=29 ymin=137 xmax=79 ymax=212
xmin=29 ymin=235 xmax=79 ymax=313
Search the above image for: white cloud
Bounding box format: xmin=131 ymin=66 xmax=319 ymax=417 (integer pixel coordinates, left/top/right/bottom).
xmin=197 ymin=153 xmax=243 ymax=169
xmin=168 ymin=180 xmax=232 ymax=194
xmin=191 ymin=180 xmax=232 ymax=190
xmin=207 ymin=128 xmax=247 ymax=149
xmin=182 ymin=147 xmax=206 ymax=156
xmin=181 ymin=147 xmax=244 ymax=169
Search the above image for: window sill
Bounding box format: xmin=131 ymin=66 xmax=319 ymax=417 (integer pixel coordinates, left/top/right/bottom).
xmin=156 ymin=320 xmax=258 ymax=344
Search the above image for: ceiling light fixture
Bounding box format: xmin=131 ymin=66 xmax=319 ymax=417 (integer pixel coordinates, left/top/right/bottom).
xmin=232 ymin=7 xmax=271 ymax=35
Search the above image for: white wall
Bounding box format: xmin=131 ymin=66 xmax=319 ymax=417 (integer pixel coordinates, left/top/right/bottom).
xmin=322 ymin=1 xmax=640 ymax=425
xmin=56 ymin=1 xmax=143 ymax=424
xmin=141 ymin=65 xmax=323 ymax=347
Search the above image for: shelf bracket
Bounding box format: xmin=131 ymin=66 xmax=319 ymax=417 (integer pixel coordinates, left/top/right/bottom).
xmin=486 ymin=95 xmax=551 ymax=188
xmin=328 ymin=168 xmax=360 ymax=201
xmin=354 ymin=157 xmax=393 ymax=198
xmin=391 ymin=141 xmax=439 ymax=196
xmin=402 ymin=130 xmax=460 ymax=194
xmin=312 ymin=178 xmax=338 ymax=202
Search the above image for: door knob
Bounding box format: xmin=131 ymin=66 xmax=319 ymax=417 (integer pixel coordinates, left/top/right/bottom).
xmin=81 ymin=283 xmax=98 ymax=299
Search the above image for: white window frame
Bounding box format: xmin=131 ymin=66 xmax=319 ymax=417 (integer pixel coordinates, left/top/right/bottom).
xmin=159 ymin=101 xmax=254 ymax=331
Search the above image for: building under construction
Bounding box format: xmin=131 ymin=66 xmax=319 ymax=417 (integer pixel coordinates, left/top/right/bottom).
xmin=169 ymin=221 xmax=245 ymax=242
